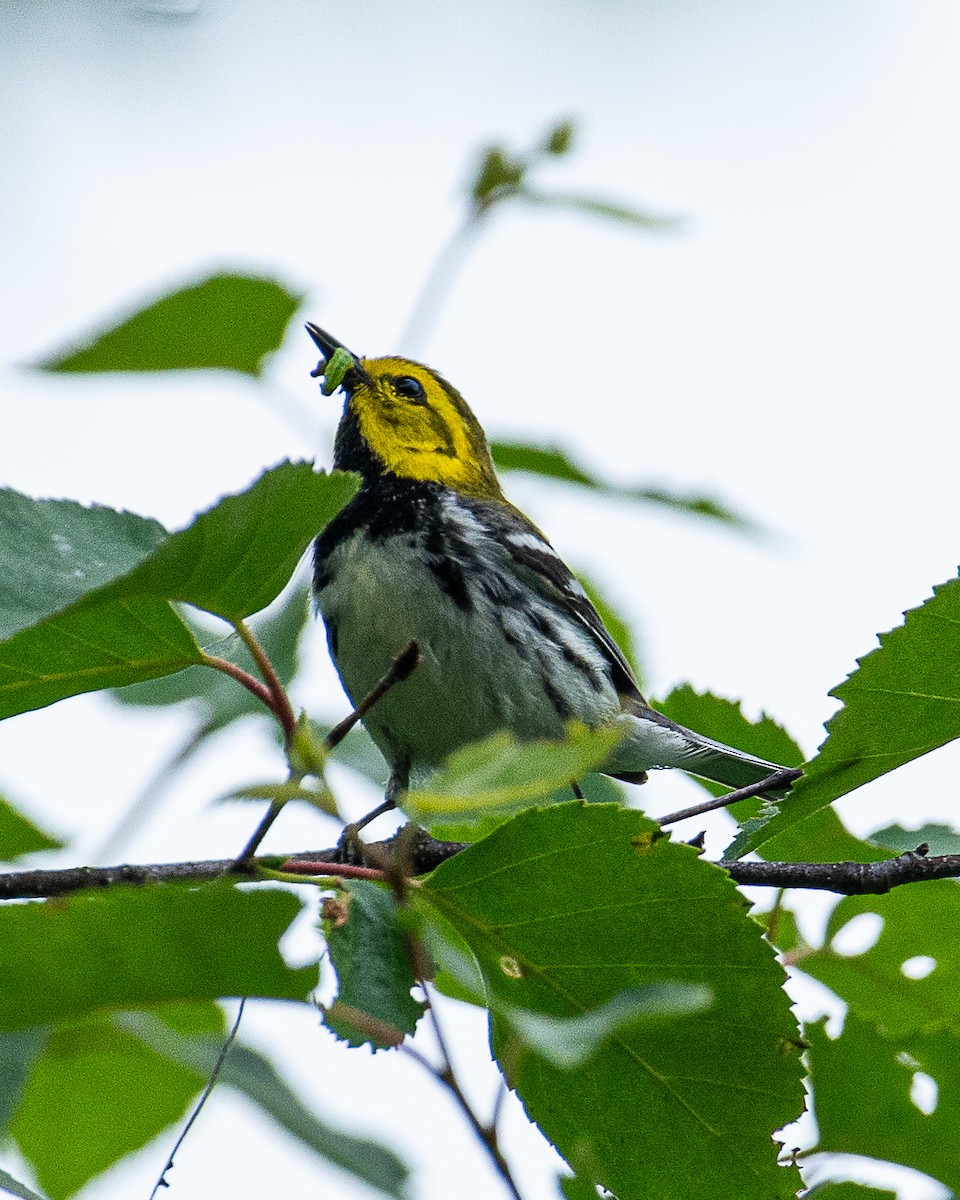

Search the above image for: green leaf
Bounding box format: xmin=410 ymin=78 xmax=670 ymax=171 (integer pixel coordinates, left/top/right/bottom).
xmin=0 ymin=1169 xmax=50 ymax=1200
xmin=110 ymin=462 xmax=356 ymax=623
xmin=36 ymin=273 xmax=302 ymax=377
xmin=0 ymin=489 xmax=167 ymax=640
xmin=808 ymin=1015 xmax=960 ymax=1193
xmin=747 ymin=575 xmax=960 ymax=859
xmin=0 ymin=797 xmax=63 ymax=862
xmin=490 ymin=441 xmax=757 ymax=530
xmin=0 ymin=1028 xmax=48 ymax=1132
xmin=422 ymin=803 xmax=804 ymax=1200
xmin=0 ymin=884 xmax=314 ymax=1031
xmin=519 ymin=187 xmax=684 ymax=231
xmin=800 ymin=879 xmax=960 ymax=1037
xmin=405 ymin=725 xmax=623 ymax=832
xmin=558 ymin=1177 xmax=601 ymax=1200
xmin=868 ymin=821 xmax=960 ymax=855
xmin=323 ymin=882 xmax=424 ymax=1048
xmin=120 ymin=1011 xmax=410 ymax=1198
xmin=499 ymin=983 xmax=713 ymax=1070
xmin=0 ymin=466 xmax=355 ymax=720
xmin=9 ymin=1008 xmax=216 ymax=1200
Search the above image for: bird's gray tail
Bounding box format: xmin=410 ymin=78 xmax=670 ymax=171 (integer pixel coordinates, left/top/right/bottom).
xmin=609 ymin=707 xmax=801 ymax=798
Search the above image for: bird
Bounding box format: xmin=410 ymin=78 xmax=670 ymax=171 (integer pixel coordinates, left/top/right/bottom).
xmin=306 ymin=322 xmax=799 ymax=822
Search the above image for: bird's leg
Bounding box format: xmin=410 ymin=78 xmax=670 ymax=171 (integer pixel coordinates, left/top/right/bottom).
xmin=336 ymin=760 xmax=410 ymax=865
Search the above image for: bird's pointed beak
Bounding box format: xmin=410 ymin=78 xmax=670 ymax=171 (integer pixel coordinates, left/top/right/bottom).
xmin=305 ymin=322 xmax=355 ymax=361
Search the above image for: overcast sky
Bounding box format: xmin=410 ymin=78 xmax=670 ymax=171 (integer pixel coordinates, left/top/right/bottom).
xmin=3 ymin=3 xmax=959 ymax=1198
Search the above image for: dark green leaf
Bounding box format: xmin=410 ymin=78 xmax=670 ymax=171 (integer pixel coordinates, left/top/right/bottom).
xmin=9 ymin=1010 xmax=212 ymax=1200
xmin=0 ymin=466 xmax=355 ymax=720
xmin=808 ymin=1015 xmax=960 ymax=1192
xmin=0 ymin=489 xmax=167 ymax=640
xmin=869 ymin=821 xmax=960 ymax=856
xmin=747 ymin=575 xmax=960 ymax=859
xmin=113 ymin=463 xmax=356 ymax=623
xmin=36 ymin=273 xmax=302 ymax=377
xmin=490 ymin=442 xmax=757 ymax=530
xmin=323 ymin=881 xmax=424 ymax=1048
xmin=0 ymin=797 xmax=63 ymax=862
xmin=0 ymin=1168 xmax=50 ymax=1200
xmin=422 ymin=803 xmax=804 ymax=1200
xmin=0 ymin=885 xmax=314 ymax=1031
xmin=800 ymin=879 xmax=960 ymax=1037
xmin=558 ymin=1177 xmax=601 ymax=1200
xmin=120 ymin=1011 xmax=409 ymax=1198
xmin=0 ymin=1028 xmax=48 ymax=1132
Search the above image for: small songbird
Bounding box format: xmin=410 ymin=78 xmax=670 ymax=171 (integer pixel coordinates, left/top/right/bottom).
xmin=308 ymin=323 xmax=797 ymax=815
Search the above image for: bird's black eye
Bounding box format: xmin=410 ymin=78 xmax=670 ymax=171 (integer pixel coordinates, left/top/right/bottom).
xmin=393 ymin=376 xmax=428 ymax=404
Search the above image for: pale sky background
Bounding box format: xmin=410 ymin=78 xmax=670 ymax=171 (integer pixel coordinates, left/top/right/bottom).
xmin=3 ymin=2 xmax=960 ymax=1198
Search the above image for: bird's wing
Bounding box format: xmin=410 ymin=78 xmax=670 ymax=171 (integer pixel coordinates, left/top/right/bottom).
xmin=470 ymin=499 xmax=645 ymax=702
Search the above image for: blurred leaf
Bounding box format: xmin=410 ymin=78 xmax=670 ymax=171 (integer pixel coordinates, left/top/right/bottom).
xmin=490 ymin=441 xmax=757 ymax=530
xmin=801 ymin=879 xmax=960 ymax=1038
xmin=808 ymin=1015 xmax=960 ymax=1193
xmin=745 ymin=574 xmax=960 ymax=860
xmin=0 ymin=466 xmax=355 ymax=720
xmin=0 ymin=1169 xmax=49 ymax=1200
xmin=868 ymin=822 xmax=960 ymax=855
xmin=470 ymin=147 xmax=525 ymax=206
xmin=499 ymin=983 xmax=712 ymax=1070
xmin=0 ymin=489 xmax=167 ymax=640
xmin=120 ymin=1011 xmax=410 ymax=1198
xmin=0 ymin=1028 xmax=48 ymax=1132
xmin=36 ymin=273 xmax=302 ymax=377
xmin=323 ymin=882 xmax=424 ymax=1049
xmin=0 ymin=885 xmax=314 ymax=1031
xmin=0 ymin=797 xmax=63 ymax=862
xmin=422 ymin=803 xmax=804 ymax=1200
xmin=542 ymin=119 xmax=575 ymax=157
xmin=405 ymin=725 xmax=622 ymax=832
xmin=10 ymin=1005 xmax=221 ymax=1200
xmin=520 ymin=187 xmax=683 ymax=231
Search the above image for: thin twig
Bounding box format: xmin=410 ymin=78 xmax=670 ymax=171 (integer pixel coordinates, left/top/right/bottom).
xmin=233 ymin=642 xmax=422 ymax=865
xmin=232 ymin=618 xmax=297 ymax=745
xmin=397 ymin=217 xmax=485 ymax=356
xmin=323 ymin=640 xmax=422 ymax=753
xmin=401 ymin=986 xmax=524 ymax=1200
xmin=657 ymin=767 xmax=802 ymax=827
xmin=148 ymin=999 xmax=246 ymax=1200
xmin=200 ymin=653 xmax=274 ymax=711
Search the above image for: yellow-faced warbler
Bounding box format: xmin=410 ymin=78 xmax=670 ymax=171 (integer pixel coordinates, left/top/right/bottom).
xmin=307 ymin=323 xmax=798 ymax=815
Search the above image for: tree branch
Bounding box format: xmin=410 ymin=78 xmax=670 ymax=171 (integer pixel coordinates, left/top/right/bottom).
xmin=1 ymin=833 xmax=956 ymax=902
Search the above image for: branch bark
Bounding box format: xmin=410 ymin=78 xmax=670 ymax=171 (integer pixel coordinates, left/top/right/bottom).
xmin=0 ymin=830 xmax=954 ymax=902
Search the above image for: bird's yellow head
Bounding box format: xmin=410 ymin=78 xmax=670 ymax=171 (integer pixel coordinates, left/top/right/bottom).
xmin=307 ymin=324 xmax=504 ymax=501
